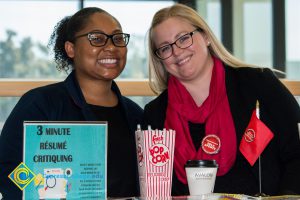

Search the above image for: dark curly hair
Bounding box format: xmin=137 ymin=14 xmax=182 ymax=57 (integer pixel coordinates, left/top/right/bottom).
xmin=48 ymin=7 xmax=120 ymax=73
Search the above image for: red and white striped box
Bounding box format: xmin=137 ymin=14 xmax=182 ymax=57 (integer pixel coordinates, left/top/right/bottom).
xmin=135 ymin=126 xmax=176 ymax=198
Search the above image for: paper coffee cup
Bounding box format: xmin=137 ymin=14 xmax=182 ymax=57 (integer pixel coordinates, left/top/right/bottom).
xmin=185 ymin=160 xmax=218 ymax=196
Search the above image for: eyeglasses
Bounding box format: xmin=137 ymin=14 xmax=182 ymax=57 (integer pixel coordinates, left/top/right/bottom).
xmin=154 ymin=28 xmax=202 ymax=60
xmin=73 ymin=32 xmax=130 ymax=47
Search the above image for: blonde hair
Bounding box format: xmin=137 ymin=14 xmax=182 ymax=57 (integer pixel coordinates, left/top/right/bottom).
xmin=148 ymin=3 xmax=255 ymax=94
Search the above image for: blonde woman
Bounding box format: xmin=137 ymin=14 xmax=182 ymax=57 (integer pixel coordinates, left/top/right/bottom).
xmin=142 ymin=3 xmax=300 ymax=196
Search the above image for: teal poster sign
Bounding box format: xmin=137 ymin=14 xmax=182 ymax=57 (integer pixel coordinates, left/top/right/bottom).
xmin=22 ymin=122 xmax=107 ymax=200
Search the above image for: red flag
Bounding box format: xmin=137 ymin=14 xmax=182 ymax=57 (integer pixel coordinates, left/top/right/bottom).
xmin=239 ymin=110 xmax=274 ymax=166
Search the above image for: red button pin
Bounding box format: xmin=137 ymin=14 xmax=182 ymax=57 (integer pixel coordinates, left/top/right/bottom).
xmin=201 ymin=134 xmax=221 ymax=154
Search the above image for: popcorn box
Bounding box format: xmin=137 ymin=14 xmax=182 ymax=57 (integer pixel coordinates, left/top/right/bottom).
xmin=135 ymin=126 xmax=176 ymax=198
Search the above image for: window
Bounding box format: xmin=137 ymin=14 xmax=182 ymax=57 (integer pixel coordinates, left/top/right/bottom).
xmin=233 ymin=0 xmax=272 ymax=68
xmin=195 ymin=0 xmax=221 ymax=41
xmin=0 ymin=0 xmax=78 ymax=79
xmin=0 ymin=0 xmax=173 ymax=79
xmin=286 ymin=0 xmax=300 ymax=79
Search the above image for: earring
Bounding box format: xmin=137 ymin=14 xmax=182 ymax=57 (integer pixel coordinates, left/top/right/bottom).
xmin=207 ymin=41 xmax=211 ymax=46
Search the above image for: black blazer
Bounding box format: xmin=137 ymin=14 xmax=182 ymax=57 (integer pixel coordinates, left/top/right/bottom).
xmin=142 ymin=65 xmax=300 ymax=195
xmin=0 ymin=71 xmax=143 ymax=199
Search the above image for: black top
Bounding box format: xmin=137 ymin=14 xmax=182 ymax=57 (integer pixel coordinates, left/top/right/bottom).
xmin=89 ymin=103 xmax=138 ymax=197
xmin=142 ymin=65 xmax=300 ymax=196
xmin=188 ymin=122 xmax=205 ymax=150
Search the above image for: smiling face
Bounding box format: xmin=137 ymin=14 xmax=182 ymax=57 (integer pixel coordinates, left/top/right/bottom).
xmin=65 ymin=12 xmax=127 ymax=82
xmin=152 ymin=17 xmax=213 ymax=83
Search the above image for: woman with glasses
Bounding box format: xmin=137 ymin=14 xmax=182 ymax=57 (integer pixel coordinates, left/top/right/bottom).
xmin=142 ymin=3 xmax=300 ymax=196
xmin=0 ymin=7 xmax=142 ymax=199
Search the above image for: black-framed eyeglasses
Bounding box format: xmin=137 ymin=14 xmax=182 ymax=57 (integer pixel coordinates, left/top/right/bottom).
xmin=154 ymin=28 xmax=202 ymax=60
xmin=73 ymin=32 xmax=130 ymax=47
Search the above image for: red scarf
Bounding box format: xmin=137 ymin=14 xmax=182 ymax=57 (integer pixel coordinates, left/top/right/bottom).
xmin=165 ymin=57 xmax=236 ymax=184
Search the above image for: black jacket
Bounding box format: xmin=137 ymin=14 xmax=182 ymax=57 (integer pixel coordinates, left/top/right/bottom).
xmin=142 ymin=65 xmax=300 ymax=196
xmin=0 ymin=71 xmax=143 ymax=199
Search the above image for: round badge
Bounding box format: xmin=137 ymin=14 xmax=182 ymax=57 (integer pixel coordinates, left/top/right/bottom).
xmin=201 ymin=134 xmax=221 ymax=155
